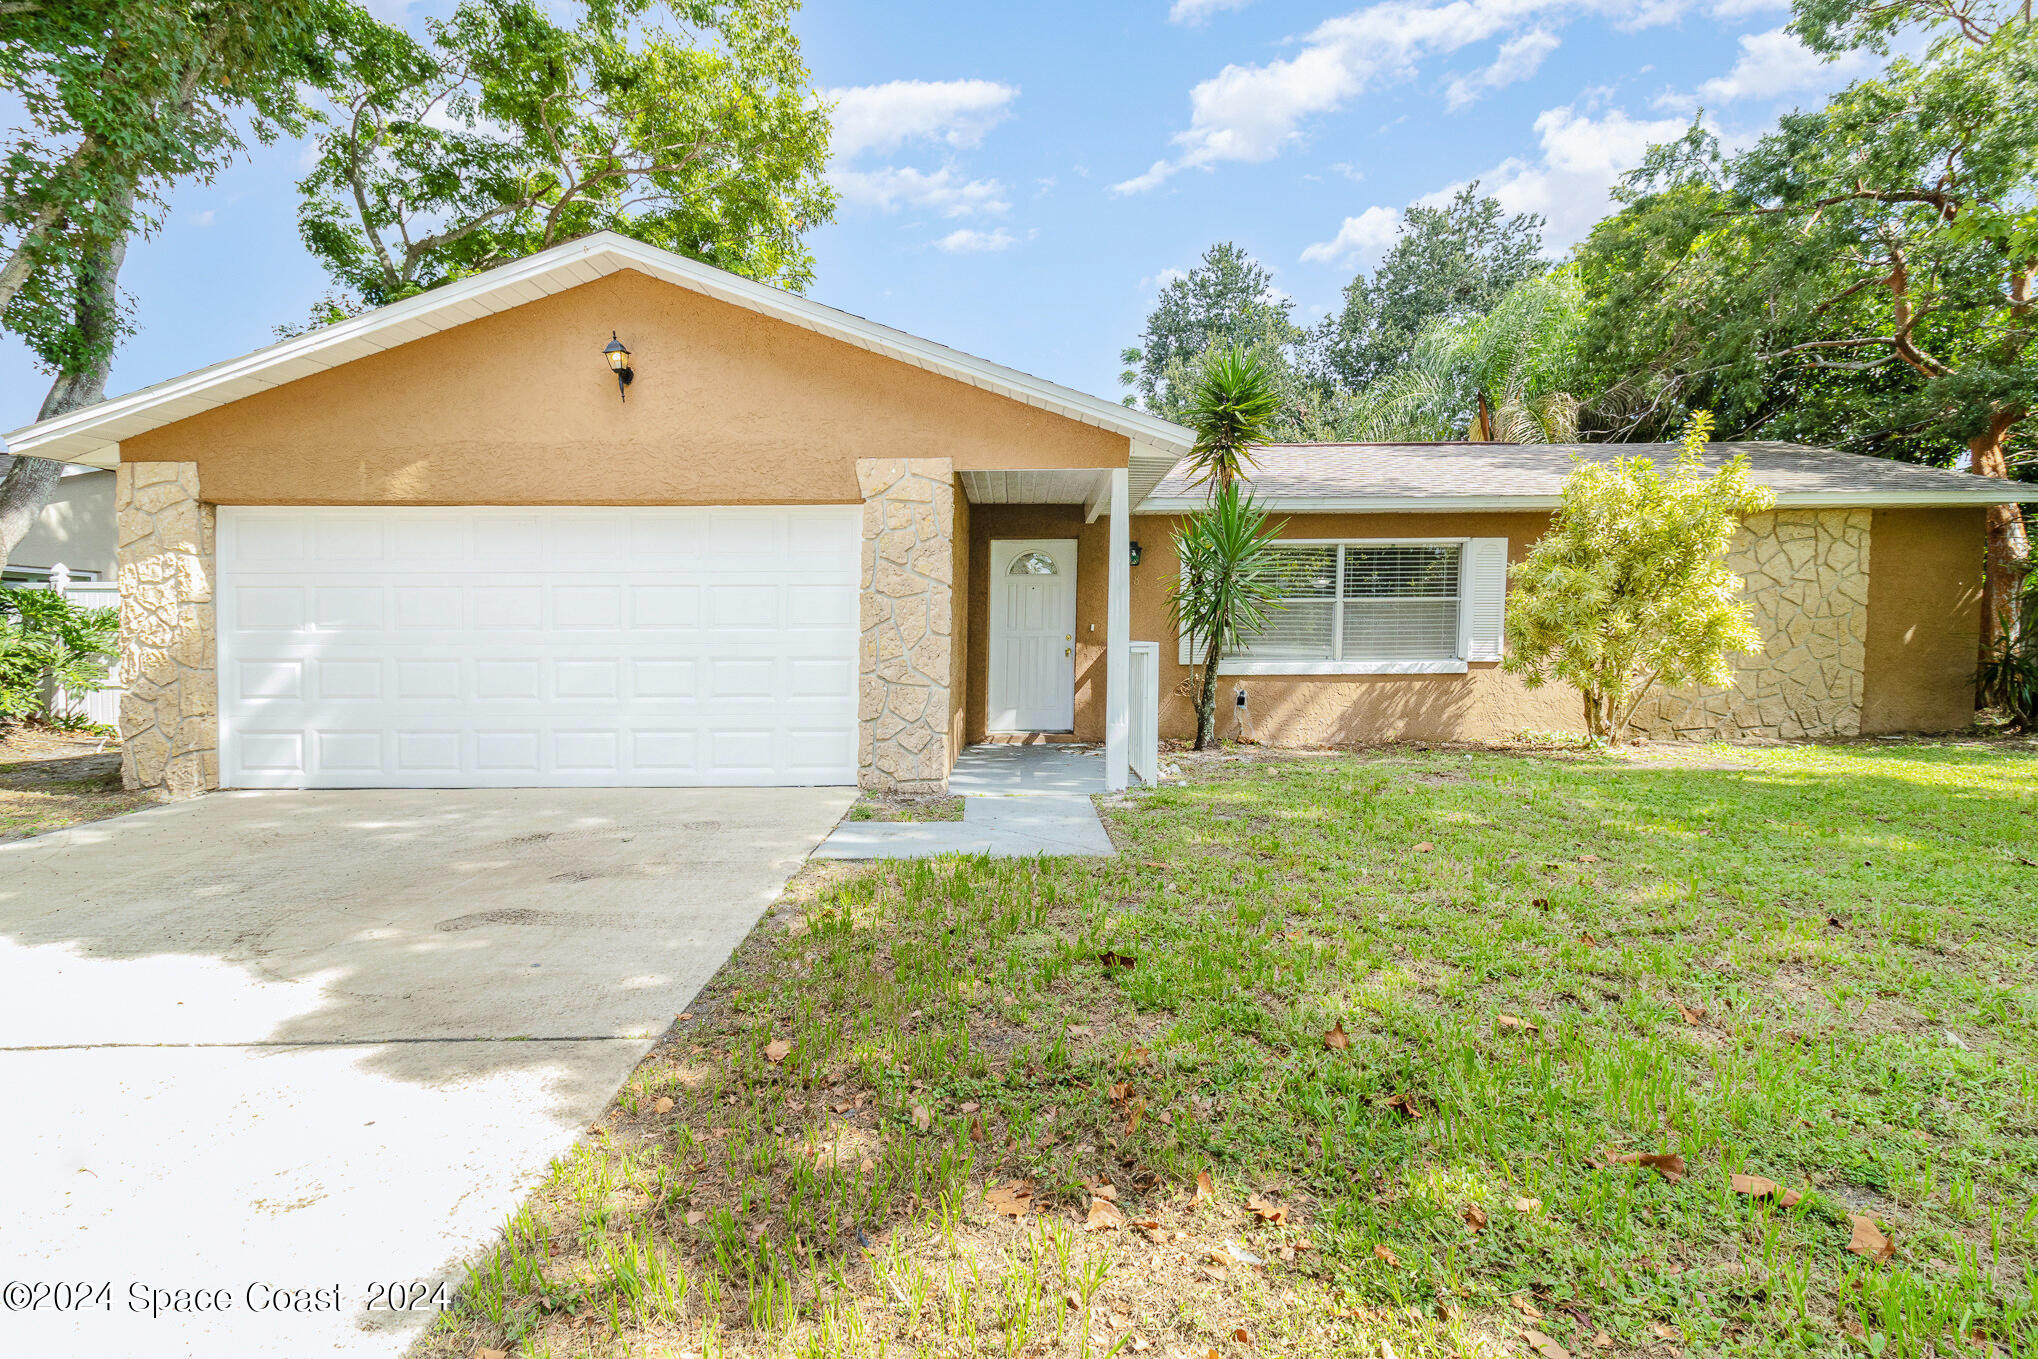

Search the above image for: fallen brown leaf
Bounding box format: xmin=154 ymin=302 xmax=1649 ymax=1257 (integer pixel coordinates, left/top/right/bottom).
xmin=1381 ymin=1091 xmax=1424 ymax=1120
xmin=1373 ymin=1244 xmax=1400 ymax=1267
xmin=1084 ymin=1197 xmax=1126 ymax=1232
xmin=1498 ymin=1014 xmax=1538 ymax=1033
xmin=1128 ymin=1335 xmax=1152 ymax=1353
xmin=1463 ymin=1203 xmax=1488 ymax=1232
xmin=1524 ymin=1329 xmax=1570 ymax=1359
xmin=1847 ymin=1214 xmax=1896 ymax=1262
xmin=1514 ymin=1196 xmax=1541 ymax=1213
xmin=911 ymin=1104 xmax=932 ymax=1131
xmin=1091 ymin=1179 xmax=1119 ymax=1201
xmin=1779 ymin=1187 xmax=1804 ymax=1207
xmin=684 ymin=1209 xmax=706 ymax=1226
xmin=1232 ymin=1327 xmax=1251 ymax=1343
xmin=1247 ymin=1192 xmax=1288 ymax=1224
xmin=763 ymin=1038 xmax=792 ymax=1063
xmin=1676 ymin=1003 xmax=1707 ymax=1025
xmin=1099 ymin=949 xmax=1137 ymax=970
xmin=985 ymin=1180 xmax=1034 ymax=1217
xmin=475 ymin=1349 xmax=509 ymax=1359
xmin=1510 ymin=1295 xmax=1545 ymax=1320
xmin=1612 ymin=1151 xmax=1687 ymax=1183
xmin=1650 ymin=1321 xmax=1682 ymax=1341
xmin=858 ymin=1156 xmax=876 ymax=1175
xmin=1579 ymin=932 xmax=1596 ymax=947
xmin=1413 ymin=842 xmax=1434 ymax=853
xmin=1730 ymin=1172 xmax=1780 ymax=1197
xmin=1109 ymin=1081 xmax=1133 ymax=1102
xmin=652 ymin=1096 xmax=675 ymax=1115
xmin=1325 ymin=1021 xmax=1351 ymax=1050
xmin=1194 ymin=1169 xmax=1214 ymax=1205
xmin=1578 ymin=853 xmax=1600 ymax=863
xmin=1592 ymin=1333 xmax=1615 ymax=1351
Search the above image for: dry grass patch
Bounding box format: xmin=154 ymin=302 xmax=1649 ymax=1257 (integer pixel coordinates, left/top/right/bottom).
xmin=0 ymin=725 xmax=154 ymax=841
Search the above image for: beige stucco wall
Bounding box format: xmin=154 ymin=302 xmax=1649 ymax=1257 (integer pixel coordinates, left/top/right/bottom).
xmin=9 ymin=467 xmax=115 ymax=577
xmin=1628 ymin=510 xmax=1871 ymax=740
xmin=1124 ymin=506 xmax=1980 ymax=745
xmin=1862 ymin=507 xmax=1986 ymax=733
xmin=118 ymin=269 xmax=1130 ymax=506
xmin=1129 ymin=511 xmax=1575 ymax=744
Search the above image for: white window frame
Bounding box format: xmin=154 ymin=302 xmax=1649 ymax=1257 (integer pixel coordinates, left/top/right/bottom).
xmin=1184 ymin=537 xmax=1474 ymax=676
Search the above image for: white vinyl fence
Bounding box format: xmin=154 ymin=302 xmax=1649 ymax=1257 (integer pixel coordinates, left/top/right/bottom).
xmin=40 ymin=562 xmax=123 ymax=728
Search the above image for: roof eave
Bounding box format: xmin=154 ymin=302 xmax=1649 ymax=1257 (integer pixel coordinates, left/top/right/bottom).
xmin=1133 ymin=488 xmax=2038 ymax=514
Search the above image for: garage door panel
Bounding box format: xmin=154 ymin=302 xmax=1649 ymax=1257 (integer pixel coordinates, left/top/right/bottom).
xmin=218 ymin=507 xmax=859 ymax=788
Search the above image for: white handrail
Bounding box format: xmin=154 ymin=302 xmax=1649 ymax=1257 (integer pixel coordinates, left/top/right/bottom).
xmin=1128 ymin=641 xmax=1160 ymax=785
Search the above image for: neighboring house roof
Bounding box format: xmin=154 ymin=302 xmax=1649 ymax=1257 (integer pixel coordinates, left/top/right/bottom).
xmin=4 ymin=232 xmax=1193 ymax=505
xmin=1138 ymin=441 xmax=2038 ymax=512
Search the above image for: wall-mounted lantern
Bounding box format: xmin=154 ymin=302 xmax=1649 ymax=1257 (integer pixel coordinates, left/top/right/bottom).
xmin=1128 ymin=540 xmax=1142 ymax=566
xmin=602 ymin=332 xmax=634 ymax=401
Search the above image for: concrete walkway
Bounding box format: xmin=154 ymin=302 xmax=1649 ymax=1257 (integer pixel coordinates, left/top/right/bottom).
xmin=814 ymin=744 xmax=1117 ymax=859
xmin=0 ymin=786 xmax=849 ymax=1358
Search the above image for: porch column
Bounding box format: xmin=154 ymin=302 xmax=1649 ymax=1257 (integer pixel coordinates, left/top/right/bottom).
xmin=1104 ymin=465 xmax=1130 ymax=791
xmin=855 ymin=457 xmax=955 ymax=794
xmin=115 ymin=461 xmax=218 ymax=797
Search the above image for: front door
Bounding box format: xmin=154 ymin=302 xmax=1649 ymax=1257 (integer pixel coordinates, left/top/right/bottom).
xmin=988 ymin=538 xmax=1076 ymax=732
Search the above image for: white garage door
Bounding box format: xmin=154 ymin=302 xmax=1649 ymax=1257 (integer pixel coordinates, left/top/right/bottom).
xmin=216 ymin=506 xmax=859 ymax=788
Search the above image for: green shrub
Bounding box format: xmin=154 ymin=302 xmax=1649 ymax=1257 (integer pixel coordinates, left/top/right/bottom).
xmin=0 ymin=586 xmax=120 ymax=727
xmin=1976 ymin=562 xmax=2038 ymax=729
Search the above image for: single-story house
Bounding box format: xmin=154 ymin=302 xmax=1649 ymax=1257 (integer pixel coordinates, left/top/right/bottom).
xmin=3 ymin=232 xmax=2031 ymax=798
xmin=1 ymin=464 xmax=116 ymax=584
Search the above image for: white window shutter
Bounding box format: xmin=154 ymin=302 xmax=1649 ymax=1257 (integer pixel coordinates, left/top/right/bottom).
xmin=1461 ymin=537 xmax=1509 ymax=662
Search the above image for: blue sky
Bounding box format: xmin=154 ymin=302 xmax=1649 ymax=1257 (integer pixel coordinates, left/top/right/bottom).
xmin=0 ymin=0 xmax=1878 ymax=431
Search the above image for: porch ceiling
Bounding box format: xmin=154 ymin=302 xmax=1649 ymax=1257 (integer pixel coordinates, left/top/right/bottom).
xmin=960 ymin=437 xmax=1181 ymax=513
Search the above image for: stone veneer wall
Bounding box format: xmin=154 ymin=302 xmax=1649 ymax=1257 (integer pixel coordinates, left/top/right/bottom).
xmin=115 ymin=462 xmax=218 ymax=796
xmin=1629 ymin=509 xmax=1871 ymax=740
xmin=856 ymin=457 xmax=956 ymax=792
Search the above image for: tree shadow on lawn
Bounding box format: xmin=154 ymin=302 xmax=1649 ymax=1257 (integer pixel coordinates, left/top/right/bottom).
xmin=421 ymin=743 xmax=2037 ymax=1359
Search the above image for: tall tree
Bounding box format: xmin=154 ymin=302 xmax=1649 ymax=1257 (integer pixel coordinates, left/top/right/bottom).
xmin=0 ymin=0 xmax=332 ymax=567
xmin=1121 ymin=242 xmax=1307 ymax=431
xmin=1576 ymin=13 xmax=2038 ymax=636
xmin=1307 ymin=183 xmax=1548 ymax=397
xmin=296 ymin=0 xmax=834 ymax=314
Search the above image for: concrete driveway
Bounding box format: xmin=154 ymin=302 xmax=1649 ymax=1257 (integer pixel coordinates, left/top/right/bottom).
xmin=0 ymin=786 xmax=851 ymax=1357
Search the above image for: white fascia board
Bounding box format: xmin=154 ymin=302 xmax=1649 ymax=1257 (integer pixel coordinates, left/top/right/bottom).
xmin=6 ymin=231 xmax=1194 ymax=465
xmin=1133 ymin=487 xmax=2038 ymax=514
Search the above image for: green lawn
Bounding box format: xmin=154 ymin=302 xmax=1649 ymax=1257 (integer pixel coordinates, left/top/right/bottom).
xmin=425 ymin=740 xmax=2038 ymax=1359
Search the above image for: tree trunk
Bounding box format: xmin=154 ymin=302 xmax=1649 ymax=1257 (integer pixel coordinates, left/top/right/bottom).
xmin=0 ymin=196 xmax=133 ymax=570
xmin=1970 ymin=413 xmax=2031 ymax=645
xmin=1194 ymin=632 xmax=1224 ymax=750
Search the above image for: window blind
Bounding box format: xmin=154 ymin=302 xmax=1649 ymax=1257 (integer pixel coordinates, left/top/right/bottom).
xmin=1235 ymin=543 xmax=1466 ymax=663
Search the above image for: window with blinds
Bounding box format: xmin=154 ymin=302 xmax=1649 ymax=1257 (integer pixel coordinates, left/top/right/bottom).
xmin=1230 ymin=543 xmax=1464 ymax=663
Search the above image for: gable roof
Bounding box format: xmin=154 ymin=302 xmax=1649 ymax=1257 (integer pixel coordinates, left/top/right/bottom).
xmin=1138 ymin=441 xmax=2038 ymax=511
xmin=6 ymin=232 xmax=1193 ymax=495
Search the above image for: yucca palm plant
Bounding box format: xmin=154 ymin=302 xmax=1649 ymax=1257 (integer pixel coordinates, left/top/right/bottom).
xmin=1169 ymin=485 xmax=1285 ymax=749
xmin=1182 ymin=346 xmax=1281 ymax=492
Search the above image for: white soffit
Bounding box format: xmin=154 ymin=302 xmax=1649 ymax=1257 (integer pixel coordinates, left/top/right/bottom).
xmin=5 ymin=232 xmax=1195 ymax=472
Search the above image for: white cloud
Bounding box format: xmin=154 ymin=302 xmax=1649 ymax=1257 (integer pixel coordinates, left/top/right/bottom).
xmin=830 ymin=165 xmax=1010 ymax=217
xmin=1694 ymin=28 xmax=1869 ymax=103
xmin=1708 ymin=0 xmax=1786 ymax=17
xmin=190 ymin=209 xmax=216 ymax=228
xmin=1300 ymin=205 xmax=1402 ymax=266
xmin=935 ymin=227 xmax=1018 ymax=253
xmin=826 ymin=79 xmax=1019 ymax=160
xmin=1170 ymin=0 xmax=1257 ymax=22
xmin=1437 ymin=102 xmax=1694 ymax=247
xmin=1444 ymin=30 xmax=1560 ymax=110
xmin=1115 ymin=0 xmax=1695 ymax=193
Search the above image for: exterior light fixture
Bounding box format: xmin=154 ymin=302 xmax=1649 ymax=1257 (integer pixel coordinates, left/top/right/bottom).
xmin=602 ymin=332 xmax=634 ymax=400
xmin=1128 ymin=540 xmax=1142 ymax=566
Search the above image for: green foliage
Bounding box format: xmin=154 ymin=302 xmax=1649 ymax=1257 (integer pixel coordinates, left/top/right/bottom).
xmin=1505 ymin=413 xmax=1777 ymax=743
xmin=1120 ymin=242 xmax=1308 ymax=432
xmin=1306 ymin=183 xmax=1548 ymax=398
xmin=0 ymin=0 xmax=333 ymax=373
xmin=0 ymin=586 xmax=119 ymax=726
xmin=1976 ymin=563 xmax=2038 ymax=728
xmin=1322 ymin=267 xmax=1589 ymax=442
xmin=1169 ymin=486 xmax=1285 ymax=750
xmin=296 ymin=0 xmax=834 ymax=312
xmin=1181 ymin=346 xmax=1281 ymax=492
